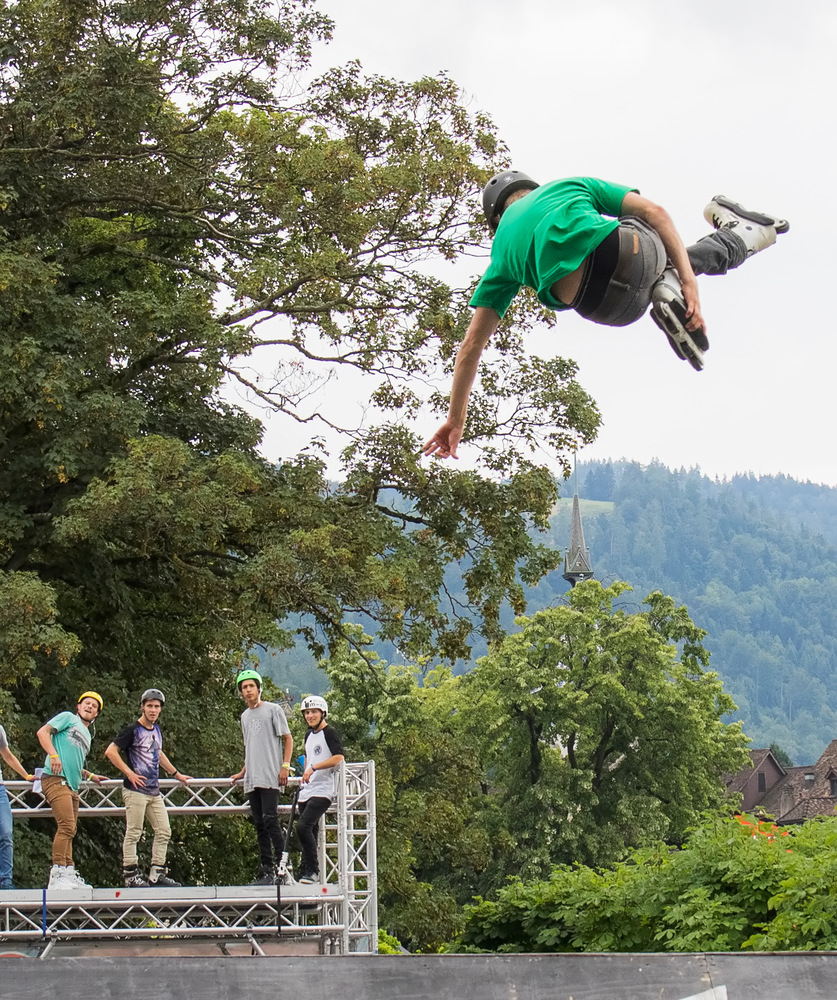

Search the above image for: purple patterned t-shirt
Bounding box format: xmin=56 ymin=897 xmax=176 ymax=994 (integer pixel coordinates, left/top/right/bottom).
xmin=113 ymin=721 xmax=163 ymax=796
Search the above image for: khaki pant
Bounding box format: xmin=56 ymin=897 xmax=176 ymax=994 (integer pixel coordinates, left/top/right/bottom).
xmin=122 ymin=787 xmax=172 ymax=867
xmin=41 ymin=774 xmax=79 ymax=866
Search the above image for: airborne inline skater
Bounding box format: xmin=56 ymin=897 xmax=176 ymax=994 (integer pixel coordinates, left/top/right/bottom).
xmin=424 ymin=174 xmax=788 ymax=460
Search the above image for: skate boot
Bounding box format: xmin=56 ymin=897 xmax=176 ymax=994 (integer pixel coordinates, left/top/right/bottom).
xmin=249 ymin=866 xmax=277 ymax=886
xmin=704 ymin=195 xmax=788 ymax=256
xmin=650 ymin=268 xmax=708 ymax=372
xmin=123 ymin=865 xmax=150 ymax=888
xmin=148 ymin=865 xmax=181 ymax=888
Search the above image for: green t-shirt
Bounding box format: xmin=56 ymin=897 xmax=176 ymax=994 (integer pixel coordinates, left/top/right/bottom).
xmin=470 ymin=177 xmax=636 ymax=318
xmin=43 ymin=711 xmax=91 ymax=791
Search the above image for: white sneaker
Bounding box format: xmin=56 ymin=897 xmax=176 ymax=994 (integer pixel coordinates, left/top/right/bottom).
xmin=48 ymin=865 xmax=74 ymax=889
xmin=65 ymin=866 xmax=91 ymax=888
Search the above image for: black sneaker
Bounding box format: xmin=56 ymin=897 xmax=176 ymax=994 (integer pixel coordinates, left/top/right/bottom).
xmin=123 ymin=866 xmax=150 ymax=888
xmin=297 ymin=870 xmax=319 ymax=884
xmin=148 ymin=866 xmax=181 ymax=888
xmin=249 ymin=867 xmax=277 ymax=886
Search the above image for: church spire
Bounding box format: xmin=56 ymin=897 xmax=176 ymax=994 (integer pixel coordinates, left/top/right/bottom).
xmin=563 ymin=493 xmax=593 ymax=587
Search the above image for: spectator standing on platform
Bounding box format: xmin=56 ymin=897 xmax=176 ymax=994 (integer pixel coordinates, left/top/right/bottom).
xmin=228 ymin=669 xmax=294 ymax=886
xmin=0 ymin=724 xmax=35 ymax=890
xmin=36 ymin=692 xmax=105 ymax=889
xmin=296 ymin=696 xmax=344 ymax=884
xmin=104 ymin=688 xmax=192 ymax=888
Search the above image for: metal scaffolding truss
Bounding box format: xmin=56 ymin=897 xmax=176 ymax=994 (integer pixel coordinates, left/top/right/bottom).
xmin=0 ymin=886 xmax=347 ymax=954
xmin=10 ymin=775 xmax=251 ymax=817
xmin=3 ymin=761 xmax=377 ymax=954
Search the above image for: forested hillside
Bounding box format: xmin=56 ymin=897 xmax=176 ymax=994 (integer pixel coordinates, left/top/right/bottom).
xmin=532 ymin=461 xmax=837 ymax=763
xmin=265 ymin=461 xmax=837 ymax=765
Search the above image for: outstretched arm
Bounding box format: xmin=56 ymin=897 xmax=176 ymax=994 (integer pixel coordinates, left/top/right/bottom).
xmin=620 ymin=192 xmax=705 ymax=334
xmin=423 ymin=306 xmax=501 ymax=459
xmin=159 ymin=749 xmax=192 ymax=783
xmin=0 ymin=745 xmax=34 ymax=781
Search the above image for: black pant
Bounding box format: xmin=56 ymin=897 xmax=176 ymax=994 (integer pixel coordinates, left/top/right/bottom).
xmin=248 ymin=788 xmax=284 ymax=869
xmin=296 ymin=797 xmax=330 ymax=873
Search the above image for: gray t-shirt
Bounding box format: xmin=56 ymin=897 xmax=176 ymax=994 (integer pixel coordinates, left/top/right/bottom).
xmin=240 ymin=701 xmax=291 ymax=793
xmin=0 ymin=724 xmax=7 ymax=784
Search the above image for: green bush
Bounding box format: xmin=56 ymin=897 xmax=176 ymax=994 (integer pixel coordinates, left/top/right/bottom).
xmin=453 ymin=814 xmax=811 ymax=953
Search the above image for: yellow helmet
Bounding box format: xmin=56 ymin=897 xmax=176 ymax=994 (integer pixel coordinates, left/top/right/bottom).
xmin=77 ymin=691 xmax=103 ymax=712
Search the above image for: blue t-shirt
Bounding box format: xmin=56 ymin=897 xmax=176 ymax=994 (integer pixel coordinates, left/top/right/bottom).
xmin=42 ymin=712 xmax=92 ymax=792
xmin=113 ymin=720 xmax=163 ymax=796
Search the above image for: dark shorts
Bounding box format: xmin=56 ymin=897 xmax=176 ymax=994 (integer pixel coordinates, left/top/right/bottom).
xmin=573 ymin=216 xmax=667 ymax=327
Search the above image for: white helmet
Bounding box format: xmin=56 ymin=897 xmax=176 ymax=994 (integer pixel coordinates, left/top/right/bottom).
xmin=300 ymin=695 xmax=328 ymax=717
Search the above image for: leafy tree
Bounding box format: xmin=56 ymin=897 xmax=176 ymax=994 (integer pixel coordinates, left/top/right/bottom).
xmin=318 ymin=581 xmax=748 ymax=947
xmin=0 ymin=0 xmax=603 ymax=888
xmin=323 ymin=627 xmax=490 ymax=951
xmin=581 ymin=460 xmax=616 ymax=501
xmin=554 ymin=460 xmax=837 ymax=761
xmin=465 ymin=580 xmax=750 ymax=875
xmin=769 ymin=742 xmax=794 ymax=768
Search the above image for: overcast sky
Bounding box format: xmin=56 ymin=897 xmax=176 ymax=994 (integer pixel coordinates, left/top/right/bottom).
xmin=246 ymin=0 xmax=836 ymax=486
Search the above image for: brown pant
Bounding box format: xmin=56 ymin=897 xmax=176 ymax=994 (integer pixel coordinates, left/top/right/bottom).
xmin=41 ymin=774 xmax=79 ymax=866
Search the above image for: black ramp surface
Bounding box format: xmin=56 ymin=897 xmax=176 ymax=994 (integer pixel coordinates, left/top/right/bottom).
xmin=2 ymin=953 xmax=837 ymax=999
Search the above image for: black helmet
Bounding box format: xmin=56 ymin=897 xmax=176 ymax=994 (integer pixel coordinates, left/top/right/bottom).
xmin=482 ymin=170 xmax=539 ymax=232
xmin=141 ymin=688 xmax=165 ymax=705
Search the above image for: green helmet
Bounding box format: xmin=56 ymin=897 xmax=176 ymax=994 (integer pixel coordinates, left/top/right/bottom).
xmin=235 ymin=668 xmax=263 ymax=691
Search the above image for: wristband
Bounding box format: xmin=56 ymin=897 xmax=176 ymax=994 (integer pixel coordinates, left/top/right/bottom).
xmin=281 ymin=762 xmax=291 ymax=770
xmin=49 ymin=754 xmax=59 ymax=758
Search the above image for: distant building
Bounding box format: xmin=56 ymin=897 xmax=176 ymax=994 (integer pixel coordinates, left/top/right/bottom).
xmin=726 ymin=741 xmax=837 ymax=823
xmin=562 ymin=494 xmax=594 ymax=587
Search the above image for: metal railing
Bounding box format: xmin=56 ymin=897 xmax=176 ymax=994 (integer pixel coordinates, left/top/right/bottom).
xmin=9 ymin=776 xmax=253 ymax=817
